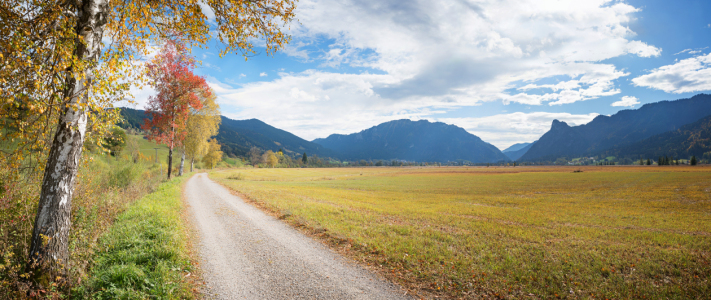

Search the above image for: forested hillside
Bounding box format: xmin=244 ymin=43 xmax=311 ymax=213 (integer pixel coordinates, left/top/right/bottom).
xmin=216 ymin=117 xmax=338 ymax=158
xmin=595 ymin=114 xmax=711 ymax=160
xmin=313 ymin=119 xmax=509 ymax=163
xmin=520 ymin=94 xmax=711 ymax=161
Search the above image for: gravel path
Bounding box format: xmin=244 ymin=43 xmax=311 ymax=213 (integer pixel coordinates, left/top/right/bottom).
xmin=185 ymin=173 xmax=411 ymax=300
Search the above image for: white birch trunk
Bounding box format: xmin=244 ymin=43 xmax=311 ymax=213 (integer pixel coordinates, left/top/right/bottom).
xmin=30 ymin=0 xmax=108 ymax=273
xmin=179 ymin=151 xmax=185 ymax=176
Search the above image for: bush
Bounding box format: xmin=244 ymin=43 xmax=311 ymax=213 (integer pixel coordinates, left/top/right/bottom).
xmin=109 ymin=164 xmax=144 ymax=189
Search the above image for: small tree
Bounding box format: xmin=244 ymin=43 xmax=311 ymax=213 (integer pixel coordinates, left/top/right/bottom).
xmin=103 ymin=127 xmax=127 ymax=157
xmin=691 ymin=155 xmax=697 ymax=166
xmin=264 ymin=150 xmax=278 ymax=168
xmin=249 ymin=147 xmax=263 ymax=166
xmin=646 ymin=158 xmax=651 ymax=166
xmin=184 ymin=90 xmax=221 ymax=172
xmin=202 ymin=139 xmax=223 ymax=169
xmin=302 ymin=153 xmax=308 ymax=164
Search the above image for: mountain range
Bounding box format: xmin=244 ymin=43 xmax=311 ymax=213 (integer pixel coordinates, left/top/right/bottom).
xmin=119 ymin=93 xmax=711 ymax=164
xmin=312 ymin=119 xmax=508 ymax=163
xmin=519 ymin=94 xmax=711 ymax=161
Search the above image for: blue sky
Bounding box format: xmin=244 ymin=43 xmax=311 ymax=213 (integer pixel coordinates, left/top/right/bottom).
xmin=130 ymin=0 xmax=711 ymax=150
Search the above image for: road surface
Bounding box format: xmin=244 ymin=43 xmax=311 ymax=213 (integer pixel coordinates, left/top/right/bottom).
xmin=184 ymin=173 xmax=411 ymax=300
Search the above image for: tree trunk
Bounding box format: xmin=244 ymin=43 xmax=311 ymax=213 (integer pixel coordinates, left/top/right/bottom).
xmin=30 ymin=0 xmax=108 ymax=274
xmin=190 ymin=157 xmax=194 ymax=172
xmin=167 ymin=148 xmax=173 ymax=179
xmin=168 ymin=114 xmax=175 ymax=179
xmin=179 ymin=151 xmax=185 ymax=176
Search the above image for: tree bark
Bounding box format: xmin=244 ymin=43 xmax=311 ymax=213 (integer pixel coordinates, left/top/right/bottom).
xmin=30 ymin=0 xmax=108 ymax=274
xmin=168 ymin=113 xmax=175 ymax=179
xmin=179 ymin=151 xmax=185 ymax=176
xmin=190 ymin=157 xmax=194 ymax=172
xmin=167 ymin=148 xmax=173 ymax=179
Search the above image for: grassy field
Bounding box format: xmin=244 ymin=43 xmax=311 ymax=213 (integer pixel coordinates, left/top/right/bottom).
xmin=128 ymin=134 xmax=171 ymax=162
xmin=210 ymin=166 xmax=711 ymax=299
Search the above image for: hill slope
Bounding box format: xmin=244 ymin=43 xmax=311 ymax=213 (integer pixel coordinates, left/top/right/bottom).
xmin=217 ymin=117 xmax=338 ymax=158
xmin=503 ymin=143 xmax=532 ymax=153
xmin=312 ymin=119 xmax=509 ymax=163
xmin=597 ymin=114 xmax=711 ymax=160
xmin=520 ymin=94 xmax=711 ymax=161
xmin=118 ymin=108 xmax=337 ymax=158
xmin=504 ymin=142 xmax=535 ymax=161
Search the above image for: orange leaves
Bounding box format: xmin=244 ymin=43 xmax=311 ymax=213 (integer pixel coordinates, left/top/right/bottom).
xmin=143 ymin=39 xmax=210 ymax=150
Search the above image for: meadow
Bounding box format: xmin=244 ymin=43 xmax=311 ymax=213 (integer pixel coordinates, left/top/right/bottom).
xmin=210 ymin=165 xmax=711 ymax=299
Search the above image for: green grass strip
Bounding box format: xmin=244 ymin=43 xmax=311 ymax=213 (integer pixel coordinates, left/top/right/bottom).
xmin=73 ymin=175 xmax=194 ymax=299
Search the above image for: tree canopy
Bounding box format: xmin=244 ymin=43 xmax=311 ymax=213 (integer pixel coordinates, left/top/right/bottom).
xmin=1 ymin=0 xmax=298 ymax=275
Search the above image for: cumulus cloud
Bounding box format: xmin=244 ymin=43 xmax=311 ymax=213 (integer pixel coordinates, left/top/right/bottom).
xmin=259 ymin=72 xmax=268 ymax=77
xmin=632 ymin=53 xmax=711 ymax=93
xmin=437 ymin=112 xmax=600 ymax=149
xmin=611 ymin=96 xmax=640 ymax=107
xmin=208 ymin=70 xmax=599 ymax=147
xmin=276 ymin=0 xmax=658 ymax=107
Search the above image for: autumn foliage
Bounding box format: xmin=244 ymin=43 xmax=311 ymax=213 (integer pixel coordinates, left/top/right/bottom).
xmin=142 ymin=40 xmax=211 ymax=178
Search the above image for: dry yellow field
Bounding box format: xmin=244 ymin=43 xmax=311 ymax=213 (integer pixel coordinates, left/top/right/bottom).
xmin=210 ymin=166 xmax=711 ymax=299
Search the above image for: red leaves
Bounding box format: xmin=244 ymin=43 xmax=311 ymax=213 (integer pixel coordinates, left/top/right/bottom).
xmin=142 ymin=39 xmax=210 ymax=150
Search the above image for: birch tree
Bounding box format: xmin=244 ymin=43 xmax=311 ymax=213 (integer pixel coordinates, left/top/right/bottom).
xmin=201 ymin=138 xmax=223 ymax=169
xmin=184 ymin=91 xmax=221 ymax=172
xmin=1 ymin=0 xmax=297 ymax=275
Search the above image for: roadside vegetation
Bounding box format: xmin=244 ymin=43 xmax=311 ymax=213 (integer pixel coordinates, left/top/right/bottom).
xmin=0 ymin=134 xmax=165 ymax=297
xmin=211 ymin=165 xmax=711 ymax=299
xmin=73 ymin=175 xmax=194 ymax=299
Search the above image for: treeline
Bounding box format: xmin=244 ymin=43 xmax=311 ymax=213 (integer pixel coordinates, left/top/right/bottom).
xmin=238 ymin=147 xmax=519 ymax=168
xmin=524 ymin=153 xmax=708 ymax=166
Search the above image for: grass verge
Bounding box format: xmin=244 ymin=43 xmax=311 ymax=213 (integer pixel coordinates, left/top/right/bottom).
xmin=73 ymin=174 xmax=195 ymax=299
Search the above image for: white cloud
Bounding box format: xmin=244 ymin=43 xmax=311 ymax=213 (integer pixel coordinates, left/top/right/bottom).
xmin=611 ymin=96 xmax=640 ymax=107
xmin=437 ymin=112 xmax=600 ymax=149
xmin=259 ymin=72 xmax=268 ymax=77
xmin=625 ymin=41 xmax=662 ymax=58
xmin=205 ymin=72 xmax=437 ymax=141
xmin=632 ymin=53 xmax=711 ymax=94
xmin=275 ymin=0 xmax=658 ymax=107
xmin=207 ymin=70 xmax=599 ymax=148
xmin=198 ymin=2 xmax=216 ymax=24
xmin=239 ymin=73 xmax=246 ymax=78
xmin=674 ymin=47 xmax=708 ymax=55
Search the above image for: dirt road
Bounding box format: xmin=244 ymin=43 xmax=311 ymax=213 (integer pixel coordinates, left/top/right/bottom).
xmin=184 ymin=173 xmax=410 ymax=300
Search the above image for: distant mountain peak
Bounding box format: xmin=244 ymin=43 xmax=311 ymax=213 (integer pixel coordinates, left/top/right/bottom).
xmin=551 ymin=119 xmax=570 ymax=129
xmin=313 ymin=119 xmax=508 ymax=163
